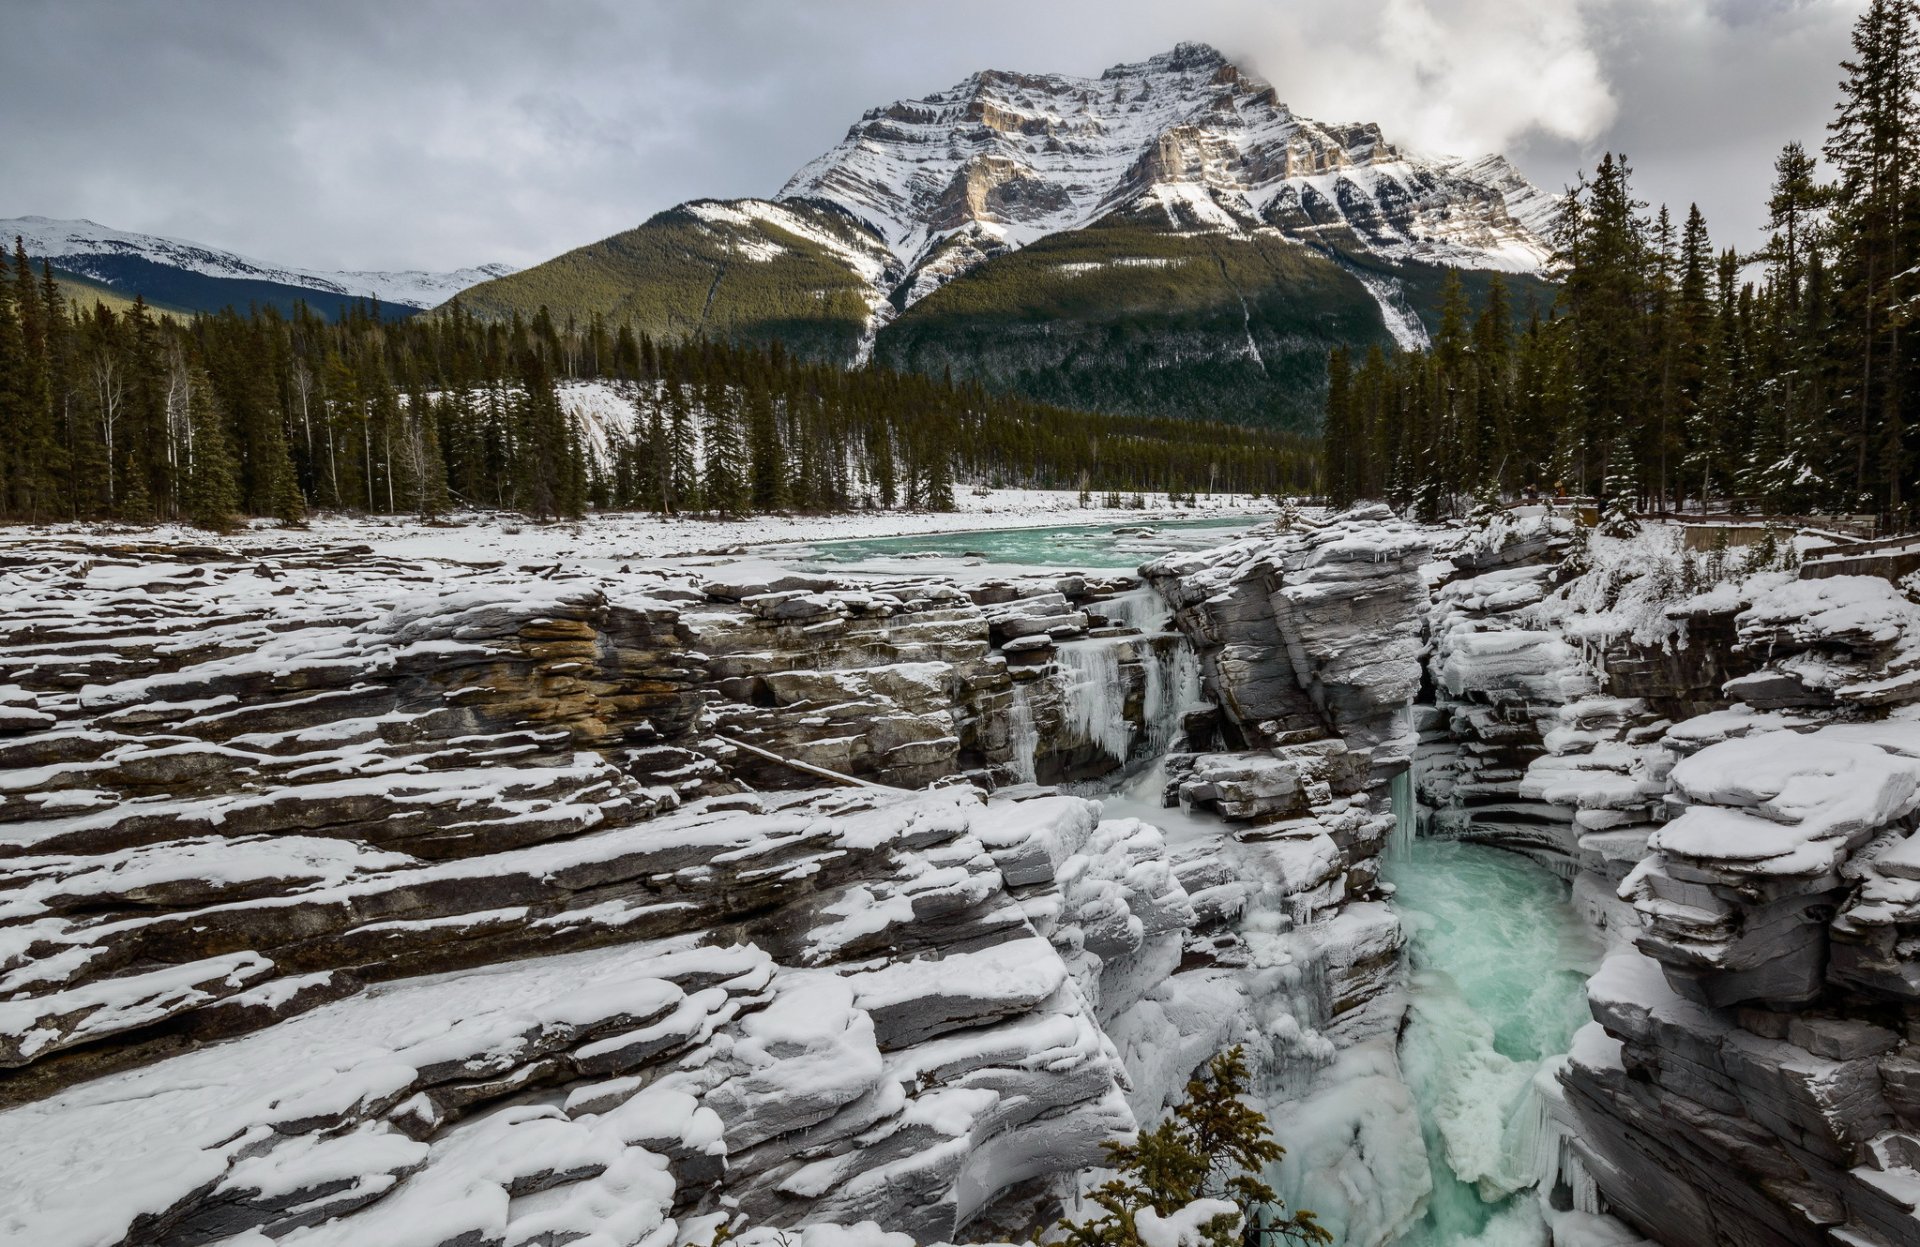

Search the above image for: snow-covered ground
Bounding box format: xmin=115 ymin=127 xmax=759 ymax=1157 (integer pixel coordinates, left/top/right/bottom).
xmin=7 ymin=490 xmax=1278 ymax=566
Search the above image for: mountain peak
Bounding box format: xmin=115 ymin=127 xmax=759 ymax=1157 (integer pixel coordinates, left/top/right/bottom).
xmin=1116 ymin=41 xmax=1230 ymax=75
xmin=776 ymin=44 xmax=1552 ymax=288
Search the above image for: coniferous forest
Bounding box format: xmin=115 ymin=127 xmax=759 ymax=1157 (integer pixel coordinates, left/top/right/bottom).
xmin=0 ymin=243 xmax=1317 ymax=530
xmin=1323 ymin=0 xmax=1920 ymax=525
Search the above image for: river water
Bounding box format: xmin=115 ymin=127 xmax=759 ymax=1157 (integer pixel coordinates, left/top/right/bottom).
xmin=796 ymin=514 xmax=1265 ymax=569
xmin=1382 ymin=840 xmax=1600 ymax=1247
xmin=797 ymin=517 xmax=1599 ymax=1247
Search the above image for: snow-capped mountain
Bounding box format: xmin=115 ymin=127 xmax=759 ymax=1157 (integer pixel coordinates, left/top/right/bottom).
xmin=453 ymin=43 xmax=1560 ymax=426
xmin=2 ymin=216 xmax=514 ymax=311
xmin=780 ymin=42 xmax=1555 ymax=297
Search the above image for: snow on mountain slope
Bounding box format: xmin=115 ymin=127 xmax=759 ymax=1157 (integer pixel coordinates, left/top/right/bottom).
xmin=2 ymin=216 xmax=514 ymax=308
xmin=779 ymin=42 xmax=1554 ymax=299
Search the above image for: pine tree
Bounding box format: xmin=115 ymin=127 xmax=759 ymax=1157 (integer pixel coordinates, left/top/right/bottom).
xmin=1825 ymin=0 xmax=1920 ymax=516
xmin=923 ymin=418 xmax=956 ymax=512
xmin=1322 ymin=346 xmax=1355 ymax=506
xmin=665 ymin=380 xmax=698 ymax=514
xmin=701 ymin=380 xmax=747 ymax=517
xmin=745 ymin=383 xmax=783 ymax=511
xmin=1471 ymin=276 xmax=1514 ymax=494
xmin=1050 ymin=1048 xmax=1330 ymax=1247
xmin=183 ymin=374 xmax=240 ymax=532
xmin=1674 ymin=205 xmax=1717 ymax=504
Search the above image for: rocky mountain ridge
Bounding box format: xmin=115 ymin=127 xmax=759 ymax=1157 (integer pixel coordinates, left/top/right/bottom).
xmin=782 ymin=42 xmax=1554 ymax=303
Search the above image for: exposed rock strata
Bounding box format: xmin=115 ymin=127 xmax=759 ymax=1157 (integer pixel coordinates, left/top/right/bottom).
xmin=0 ymin=517 xmax=1449 ymax=1247
xmin=0 ymin=532 xmax=1338 ymax=1247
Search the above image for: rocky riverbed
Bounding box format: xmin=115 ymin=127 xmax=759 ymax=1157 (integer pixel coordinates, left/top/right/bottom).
xmin=4 ymin=509 xmax=1919 ymax=1247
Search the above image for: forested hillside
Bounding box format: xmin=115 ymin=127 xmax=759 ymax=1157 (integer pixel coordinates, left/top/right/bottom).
xmin=0 ymin=245 xmax=1316 ymax=529
xmin=1323 ymin=0 xmax=1920 ymax=524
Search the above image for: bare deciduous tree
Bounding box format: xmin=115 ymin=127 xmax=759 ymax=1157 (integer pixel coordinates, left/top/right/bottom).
xmin=89 ymin=349 xmax=125 ymax=505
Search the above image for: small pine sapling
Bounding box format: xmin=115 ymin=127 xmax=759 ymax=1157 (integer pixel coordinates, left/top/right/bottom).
xmin=1049 ymin=1047 xmax=1331 ymax=1247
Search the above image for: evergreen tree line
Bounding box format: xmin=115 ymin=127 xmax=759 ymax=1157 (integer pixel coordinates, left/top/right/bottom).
xmin=0 ymin=253 xmax=1318 ymax=529
xmin=1323 ymin=0 xmax=1920 ymax=524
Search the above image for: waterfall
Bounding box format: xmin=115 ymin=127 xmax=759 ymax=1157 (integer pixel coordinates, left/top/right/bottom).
xmin=1007 ymin=680 xmax=1039 ymax=784
xmin=1389 ymin=767 xmax=1418 ymax=858
xmin=1054 ymin=640 xmax=1135 ymax=764
xmin=1098 ymin=585 xmax=1172 ymax=633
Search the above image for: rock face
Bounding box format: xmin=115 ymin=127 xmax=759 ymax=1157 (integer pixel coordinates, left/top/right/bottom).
xmin=32 ymin=511 xmax=1920 ymax=1247
xmin=1419 ymin=522 xmax=1920 ymax=1247
xmin=1134 ymin=508 xmax=1440 ymax=1243
xmin=1145 ymin=505 xmax=1430 ymax=758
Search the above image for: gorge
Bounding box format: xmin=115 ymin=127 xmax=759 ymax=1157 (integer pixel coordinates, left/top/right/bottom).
xmin=3 ymin=507 xmax=1919 ymax=1247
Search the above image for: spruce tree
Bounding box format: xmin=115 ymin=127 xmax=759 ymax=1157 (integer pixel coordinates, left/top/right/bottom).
xmin=701 ymin=381 xmax=747 ymax=517
xmin=745 ymin=384 xmax=784 ymax=511
xmin=665 ymin=380 xmax=699 ymax=514
xmin=1050 ymin=1048 xmax=1329 ymax=1247
xmin=183 ymin=375 xmax=240 ymax=532
xmin=1825 ymin=0 xmax=1919 ymax=516
xmin=1322 ymin=347 xmax=1355 ymax=506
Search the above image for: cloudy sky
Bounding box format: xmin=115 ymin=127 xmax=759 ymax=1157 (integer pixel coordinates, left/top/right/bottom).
xmin=1 ymin=0 xmax=1864 ymax=273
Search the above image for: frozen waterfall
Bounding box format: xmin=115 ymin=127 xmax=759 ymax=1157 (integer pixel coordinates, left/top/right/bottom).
xmin=1388 ymin=767 xmax=1419 ymax=859
xmin=1054 ymin=639 xmax=1136 ymax=765
xmin=1007 ymin=681 xmax=1039 ymax=784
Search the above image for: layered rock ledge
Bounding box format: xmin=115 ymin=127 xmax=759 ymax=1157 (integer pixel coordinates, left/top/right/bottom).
xmin=0 ymin=523 xmax=1435 ymax=1247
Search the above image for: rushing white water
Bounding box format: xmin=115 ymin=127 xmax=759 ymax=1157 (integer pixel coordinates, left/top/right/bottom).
xmin=1381 ymin=840 xmax=1602 ymax=1247
xmin=1099 ymin=585 xmax=1174 ymax=633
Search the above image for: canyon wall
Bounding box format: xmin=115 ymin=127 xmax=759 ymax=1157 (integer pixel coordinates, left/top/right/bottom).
xmin=1420 ymin=519 xmax=1920 ymax=1247
xmin=14 ymin=510 xmax=1912 ymax=1247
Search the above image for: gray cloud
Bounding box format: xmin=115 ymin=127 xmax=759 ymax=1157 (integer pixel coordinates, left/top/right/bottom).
xmin=0 ymin=0 xmax=1865 ymax=272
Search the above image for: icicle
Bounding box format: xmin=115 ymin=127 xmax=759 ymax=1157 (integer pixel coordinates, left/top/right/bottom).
xmin=1566 ymin=1150 xmax=1601 ymax=1215
xmin=1389 ymin=767 xmax=1419 ymax=858
xmin=1052 ymin=640 xmax=1135 ymax=764
xmin=1007 ymin=681 xmax=1039 ymax=785
xmin=1142 ymin=636 xmax=1203 ymax=757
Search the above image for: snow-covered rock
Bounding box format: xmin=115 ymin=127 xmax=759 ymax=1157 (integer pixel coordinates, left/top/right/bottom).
xmin=1412 ymin=518 xmax=1920 ymax=1247
xmin=0 ymin=528 xmax=1302 ymax=1246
